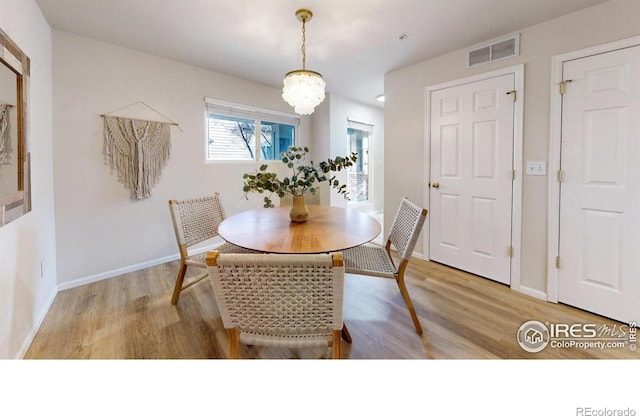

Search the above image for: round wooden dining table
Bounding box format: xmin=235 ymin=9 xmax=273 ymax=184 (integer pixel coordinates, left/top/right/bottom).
xmin=218 ymin=205 xmax=381 ymax=254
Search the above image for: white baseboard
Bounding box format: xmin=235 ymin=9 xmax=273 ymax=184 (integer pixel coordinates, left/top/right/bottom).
xmin=57 ymin=253 xmax=179 ymax=291
xmin=57 ymin=242 xmax=224 ymax=292
xmin=14 ymin=287 xmax=58 ymax=359
xmin=388 ymin=247 xmax=425 ymax=260
xmin=517 ymin=285 xmax=548 ymax=301
xmin=411 ymin=251 xmax=425 ymax=260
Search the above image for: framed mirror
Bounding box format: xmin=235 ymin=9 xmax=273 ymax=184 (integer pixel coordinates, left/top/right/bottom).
xmin=0 ymin=27 xmax=30 ymax=227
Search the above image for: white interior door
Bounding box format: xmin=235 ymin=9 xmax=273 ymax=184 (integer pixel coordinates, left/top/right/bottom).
xmin=558 ymin=45 xmax=640 ymax=324
xmin=429 ymin=74 xmax=515 ymax=285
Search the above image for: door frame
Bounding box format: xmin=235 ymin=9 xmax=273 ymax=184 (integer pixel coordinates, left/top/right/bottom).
xmin=423 ymin=64 xmax=524 ymax=290
xmin=547 ymin=36 xmax=640 ymax=302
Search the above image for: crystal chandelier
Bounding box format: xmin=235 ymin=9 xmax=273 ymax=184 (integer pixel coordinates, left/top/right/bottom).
xmin=282 ymin=9 xmax=325 ymax=115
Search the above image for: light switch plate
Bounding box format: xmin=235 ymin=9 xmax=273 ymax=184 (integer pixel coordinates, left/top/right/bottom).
xmin=526 ymin=161 xmax=547 ymax=176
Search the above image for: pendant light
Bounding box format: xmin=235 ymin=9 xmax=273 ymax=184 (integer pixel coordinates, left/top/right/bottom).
xmin=282 ymin=9 xmax=325 ymax=115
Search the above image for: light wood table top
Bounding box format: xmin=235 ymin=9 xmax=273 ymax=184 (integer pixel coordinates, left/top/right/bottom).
xmin=218 ymin=205 xmax=381 ymax=254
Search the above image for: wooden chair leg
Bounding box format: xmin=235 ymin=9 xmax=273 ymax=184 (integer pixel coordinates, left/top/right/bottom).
xmin=171 ymin=261 xmax=187 ymax=305
xmin=227 ymin=328 xmax=240 ymax=359
xmin=396 ymin=274 xmax=423 ymax=335
xmin=341 ymin=323 xmax=352 ymax=343
xmin=332 ymin=330 xmax=341 ymax=359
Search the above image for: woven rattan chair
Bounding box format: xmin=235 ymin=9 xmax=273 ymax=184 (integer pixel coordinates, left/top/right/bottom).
xmin=168 ymin=193 xmax=257 ymax=305
xmin=343 ymin=197 xmax=427 ymax=334
xmin=206 ymin=250 xmax=345 ymax=359
xmin=279 ymin=187 xmax=321 ymax=206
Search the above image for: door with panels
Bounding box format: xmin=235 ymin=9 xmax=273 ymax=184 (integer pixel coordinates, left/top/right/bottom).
xmin=429 ymin=74 xmax=515 ymax=285
xmin=557 ymin=45 xmax=640 ymax=324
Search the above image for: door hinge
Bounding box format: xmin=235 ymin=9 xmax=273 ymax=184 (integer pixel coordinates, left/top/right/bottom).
xmin=506 ymin=90 xmax=517 ymax=102
xmin=559 ymin=79 xmax=573 ymax=95
xmin=508 ymin=246 xmax=514 ymax=257
xmin=557 ymin=170 xmax=564 ymax=182
xmin=556 ymin=256 xmax=561 ymax=269
xmin=512 ymin=169 xmax=516 ymax=180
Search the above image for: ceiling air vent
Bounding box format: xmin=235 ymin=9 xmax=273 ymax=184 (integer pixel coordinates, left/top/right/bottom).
xmin=466 ymin=34 xmax=520 ymax=68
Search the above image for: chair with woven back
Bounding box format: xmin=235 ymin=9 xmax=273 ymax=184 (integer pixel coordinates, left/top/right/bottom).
xmin=168 ymin=193 xmax=258 ymax=305
xmin=343 ymin=197 xmax=428 ymax=334
xmin=206 ymin=250 xmax=345 ymax=359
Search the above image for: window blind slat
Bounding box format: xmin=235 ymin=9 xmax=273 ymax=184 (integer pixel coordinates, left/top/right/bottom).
xmin=347 ymin=118 xmax=374 ymax=133
xmin=205 ymin=98 xmax=300 ymax=127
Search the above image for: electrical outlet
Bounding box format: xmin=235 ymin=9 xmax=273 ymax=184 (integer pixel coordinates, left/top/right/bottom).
xmin=40 ymin=259 xmax=45 ymax=278
xmin=526 ymin=161 xmax=547 ymax=176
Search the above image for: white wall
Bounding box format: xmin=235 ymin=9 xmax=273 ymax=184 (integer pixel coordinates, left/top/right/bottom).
xmin=0 ymin=0 xmax=56 ymax=359
xmin=52 ymin=31 xmax=311 ymax=287
xmin=312 ymin=93 xmax=384 ymax=210
xmin=384 ymin=0 xmax=640 ymax=293
xmin=309 ymin=92 xmax=332 ymax=203
xmin=330 ymin=94 xmax=384 ymax=211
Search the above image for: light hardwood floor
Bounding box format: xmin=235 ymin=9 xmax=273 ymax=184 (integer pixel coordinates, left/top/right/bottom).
xmin=25 ymin=254 xmax=638 ymax=359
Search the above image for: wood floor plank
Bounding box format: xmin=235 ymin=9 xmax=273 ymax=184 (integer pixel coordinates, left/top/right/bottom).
xmin=24 ymin=256 xmax=639 ymax=359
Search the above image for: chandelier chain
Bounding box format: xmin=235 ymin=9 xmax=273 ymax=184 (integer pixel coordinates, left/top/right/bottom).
xmin=301 ymin=17 xmax=307 ymax=70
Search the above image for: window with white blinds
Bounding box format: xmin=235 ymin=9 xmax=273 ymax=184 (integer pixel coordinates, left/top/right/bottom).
xmin=205 ymin=98 xmax=299 ymax=161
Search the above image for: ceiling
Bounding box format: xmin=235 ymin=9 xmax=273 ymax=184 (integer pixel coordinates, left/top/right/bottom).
xmin=35 ymin=0 xmax=608 ymax=108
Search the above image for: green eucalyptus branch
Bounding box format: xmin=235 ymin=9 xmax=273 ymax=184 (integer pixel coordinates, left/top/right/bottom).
xmin=242 ymin=146 xmax=358 ymax=208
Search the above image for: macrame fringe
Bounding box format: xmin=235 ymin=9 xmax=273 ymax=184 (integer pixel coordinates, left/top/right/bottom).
xmin=103 ymin=115 xmax=171 ymax=200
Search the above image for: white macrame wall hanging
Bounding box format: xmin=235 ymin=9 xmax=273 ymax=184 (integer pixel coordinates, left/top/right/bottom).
xmin=102 ymin=115 xmax=173 ymax=200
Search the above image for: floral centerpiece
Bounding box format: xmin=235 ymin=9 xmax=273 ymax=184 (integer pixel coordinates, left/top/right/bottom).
xmin=242 ymin=146 xmax=358 ymax=222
